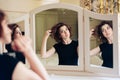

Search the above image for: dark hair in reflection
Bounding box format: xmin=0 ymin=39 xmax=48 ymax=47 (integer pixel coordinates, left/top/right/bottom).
xmin=94 ymin=21 xmax=113 ymax=43
xmin=50 ymin=22 xmax=72 ymax=42
xmin=8 ymin=23 xmax=20 ymax=40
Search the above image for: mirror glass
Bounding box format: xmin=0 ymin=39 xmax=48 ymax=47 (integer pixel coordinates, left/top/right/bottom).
xmin=35 ymin=8 xmax=79 ymax=66
xmin=89 ymin=18 xmax=113 ymax=68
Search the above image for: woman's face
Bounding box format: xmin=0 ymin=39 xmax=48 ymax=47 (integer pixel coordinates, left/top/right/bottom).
xmin=14 ymin=27 xmax=22 ymax=39
xmin=59 ymin=25 xmax=70 ymax=40
xmin=101 ymin=24 xmax=113 ymax=39
xmin=1 ymin=19 xmax=12 ymax=44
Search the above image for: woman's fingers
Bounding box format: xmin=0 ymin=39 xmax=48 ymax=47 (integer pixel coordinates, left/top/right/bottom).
xmin=12 ymin=36 xmax=32 ymax=53
xmin=90 ymin=29 xmax=95 ymax=38
xmin=45 ymin=30 xmax=52 ymax=37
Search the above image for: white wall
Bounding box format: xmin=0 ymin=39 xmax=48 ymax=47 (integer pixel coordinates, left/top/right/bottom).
xmin=0 ymin=0 xmax=81 ymax=20
xmin=0 ymin=0 xmax=42 ymax=20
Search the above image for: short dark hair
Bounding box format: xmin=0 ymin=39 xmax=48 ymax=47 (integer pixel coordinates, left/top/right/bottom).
xmin=50 ymin=22 xmax=72 ymax=42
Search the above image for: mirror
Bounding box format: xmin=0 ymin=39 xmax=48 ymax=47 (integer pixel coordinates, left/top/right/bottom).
xmin=84 ymin=9 xmax=119 ymax=75
xmin=10 ymin=3 xmax=120 ymax=76
xmin=9 ymin=14 xmax=29 ymax=65
xmin=89 ymin=18 xmax=113 ymax=68
xmin=30 ymin=3 xmax=84 ymax=71
xmin=35 ymin=8 xmax=78 ymax=66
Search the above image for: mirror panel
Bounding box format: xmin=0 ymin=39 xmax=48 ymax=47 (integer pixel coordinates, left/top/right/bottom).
xmin=35 ymin=9 xmax=78 ymax=66
xmin=30 ymin=3 xmax=84 ymax=71
xmin=84 ymin=9 xmax=119 ymax=75
xmin=89 ymin=18 xmax=113 ymax=68
xmin=9 ymin=14 xmax=29 ymax=65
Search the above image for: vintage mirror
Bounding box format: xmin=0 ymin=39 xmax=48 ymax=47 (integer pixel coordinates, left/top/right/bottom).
xmin=35 ymin=8 xmax=79 ymax=66
xmin=84 ymin=9 xmax=120 ymax=75
xmin=30 ymin=3 xmax=84 ymax=71
xmin=9 ymin=14 xmax=30 ymax=64
xmin=0 ymin=15 xmax=29 ymax=53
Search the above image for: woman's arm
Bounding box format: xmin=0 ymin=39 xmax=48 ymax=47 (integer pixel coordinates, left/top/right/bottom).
xmin=89 ymin=29 xmax=101 ymax=56
xmin=40 ymin=30 xmax=55 ymax=58
xmin=12 ymin=36 xmax=50 ymax=80
xmin=12 ymin=62 xmax=43 ymax=80
xmin=90 ymin=46 xmax=100 ymax=56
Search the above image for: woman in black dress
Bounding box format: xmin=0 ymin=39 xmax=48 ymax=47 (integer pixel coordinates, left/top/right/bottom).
xmin=5 ymin=23 xmax=25 ymax=63
xmin=40 ymin=22 xmax=78 ymax=65
xmin=90 ymin=21 xmax=113 ymax=68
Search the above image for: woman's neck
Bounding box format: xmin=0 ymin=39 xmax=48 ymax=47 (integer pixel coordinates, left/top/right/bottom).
xmin=62 ymin=38 xmax=72 ymax=45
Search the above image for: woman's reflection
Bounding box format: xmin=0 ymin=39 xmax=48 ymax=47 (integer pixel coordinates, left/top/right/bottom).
xmin=40 ymin=22 xmax=78 ymax=66
xmin=90 ymin=21 xmax=113 ymax=68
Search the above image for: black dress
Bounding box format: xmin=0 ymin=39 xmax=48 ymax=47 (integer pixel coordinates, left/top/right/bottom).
xmin=54 ymin=40 xmax=78 ymax=65
xmin=5 ymin=43 xmax=25 ymax=64
xmin=0 ymin=54 xmax=19 ymax=80
xmin=99 ymin=43 xmax=113 ymax=68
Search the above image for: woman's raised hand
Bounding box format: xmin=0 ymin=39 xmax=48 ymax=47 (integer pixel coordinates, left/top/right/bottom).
xmin=90 ymin=29 xmax=95 ymax=38
xmin=45 ymin=30 xmax=52 ymax=38
xmin=11 ymin=36 xmax=32 ymax=54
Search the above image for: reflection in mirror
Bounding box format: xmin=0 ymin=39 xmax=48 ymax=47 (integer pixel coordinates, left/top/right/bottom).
xmin=89 ymin=18 xmax=113 ymax=68
xmin=5 ymin=21 xmax=26 ymax=64
xmin=35 ymin=8 xmax=79 ymax=66
xmin=16 ymin=21 xmax=25 ymax=35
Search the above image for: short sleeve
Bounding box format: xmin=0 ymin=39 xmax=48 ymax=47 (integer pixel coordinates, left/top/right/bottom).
xmin=5 ymin=43 xmax=14 ymax=52
xmin=99 ymin=43 xmax=104 ymax=52
xmin=53 ymin=43 xmax=58 ymax=53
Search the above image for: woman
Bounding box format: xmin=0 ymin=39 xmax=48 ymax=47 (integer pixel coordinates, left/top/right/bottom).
xmin=90 ymin=21 xmax=113 ymax=68
xmin=0 ymin=9 xmax=49 ymax=80
xmin=40 ymin=22 xmax=78 ymax=65
xmin=5 ymin=23 xmax=25 ymax=64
